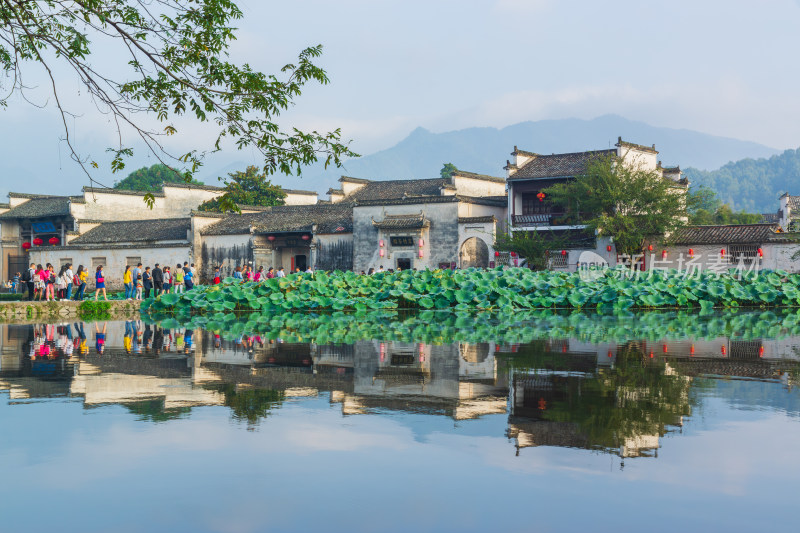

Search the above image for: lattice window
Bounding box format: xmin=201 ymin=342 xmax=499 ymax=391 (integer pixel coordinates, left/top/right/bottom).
xmin=727 ymin=245 xmax=759 ymax=264
xmin=522 ymin=193 xmax=551 ymax=215
xmin=729 ymin=340 xmax=763 ymax=360
xmin=126 ymin=256 xmax=142 ymax=268
xmin=549 ymin=251 xmax=568 ymax=269
xmin=91 ymin=257 xmax=107 ymax=271
xmin=59 ymin=258 xmax=72 ymax=268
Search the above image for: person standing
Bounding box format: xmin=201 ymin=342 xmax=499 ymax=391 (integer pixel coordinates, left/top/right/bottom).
xmin=132 ymin=263 xmax=142 ymax=284
xmin=94 ymin=265 xmax=108 ymax=301
xmin=24 ymin=263 xmax=35 ymax=300
xmin=152 ymin=263 xmax=163 ymax=295
xmin=173 ymin=264 xmax=184 ymax=293
xmin=233 ymin=266 xmax=243 ymax=280
xmin=276 ymin=267 xmax=286 ymax=278
xmin=266 ymin=267 xmax=275 ymax=279
xmin=163 ymin=266 xmax=172 ymax=293
xmin=135 ymin=274 xmax=143 ymax=300
xmin=143 ymin=266 xmax=152 ymax=298
xmin=254 ymin=266 xmax=264 ymax=282
xmin=73 ymin=265 xmax=87 ymax=300
xmin=64 ymin=263 xmax=74 ymax=301
xmin=44 ymin=264 xmax=56 ymax=302
xmin=183 ymin=266 xmax=194 ymax=290
xmin=213 ymin=266 xmax=221 ymax=284
xmin=123 ymin=265 xmax=133 ymax=300
xmin=11 ymin=272 xmax=20 ymax=294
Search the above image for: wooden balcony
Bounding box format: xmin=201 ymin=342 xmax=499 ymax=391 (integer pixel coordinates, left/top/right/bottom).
xmin=512 ymin=212 xmax=571 ymax=227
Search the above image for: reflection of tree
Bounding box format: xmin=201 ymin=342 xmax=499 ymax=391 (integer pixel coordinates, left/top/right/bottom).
xmin=123 ymin=399 xmax=191 ymax=423
xmin=207 ymin=384 xmax=285 ymax=425
xmin=503 ymin=341 xmax=699 ymax=455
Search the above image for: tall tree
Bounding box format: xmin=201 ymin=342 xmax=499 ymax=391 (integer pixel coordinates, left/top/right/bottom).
xmin=687 ymin=186 xmax=762 ymax=225
xmin=0 ymin=1 xmax=357 ymax=206
xmin=543 ymin=155 xmax=687 ymax=255
xmin=114 ymin=164 xmax=203 ymax=192
xmin=198 ymin=165 xmax=286 ymax=212
xmin=494 ymin=230 xmax=570 ymax=271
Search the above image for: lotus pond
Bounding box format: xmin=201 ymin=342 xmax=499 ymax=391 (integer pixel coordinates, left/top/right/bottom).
xmin=144 ymin=267 xmax=800 ymax=316
xmin=2 ymin=309 xmax=800 ymax=533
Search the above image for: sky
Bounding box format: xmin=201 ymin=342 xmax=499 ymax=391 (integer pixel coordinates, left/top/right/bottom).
xmin=2 ymin=0 xmax=800 ymax=193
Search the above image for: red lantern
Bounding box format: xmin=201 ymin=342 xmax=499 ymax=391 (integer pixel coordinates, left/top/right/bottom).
xmin=379 ymin=249 xmax=385 ymax=258
xmin=267 ymin=235 xmax=276 ymax=242
xmin=49 ymin=237 xmax=60 ymax=245
xmin=759 ymin=346 xmax=765 ymax=358
xmin=720 ymin=248 xmax=725 ymax=257
xmin=661 ymin=250 xmax=667 ymax=259
xmin=21 ymin=242 xmax=31 ymax=250
xmin=606 ymin=245 xmax=612 ymax=252
xmin=688 ymin=248 xmax=694 ymax=257
xmin=301 ymin=234 xmax=310 ymax=241
xmin=721 ymin=345 xmax=727 ymax=356
xmin=494 ymin=251 xmax=500 ymax=257
xmin=418 ymin=239 xmax=424 ymax=247
xmin=379 ymin=239 xmax=384 ymax=247
xmin=607 ymin=350 xmax=613 ymax=358
xmin=418 ymin=250 xmax=423 ymax=258
xmin=648 ymin=244 xmax=653 ymax=252
xmin=757 ymin=247 xmax=763 ymax=257
xmin=536 ymin=191 xmax=545 ymax=202
xmin=32 ymin=237 xmax=43 ymax=246
xmin=561 ymin=250 xmax=567 ymax=256
xmin=662 ymin=344 xmax=668 ymax=353
xmin=690 ymin=344 xmax=695 ymax=356
xmin=510 ymin=251 xmax=517 ymax=257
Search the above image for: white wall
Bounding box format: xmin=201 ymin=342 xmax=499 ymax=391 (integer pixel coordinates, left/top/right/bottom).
xmin=284 ymin=192 xmax=319 ymax=205
xmin=452 ymin=175 xmax=506 ymax=197
xmin=29 ymin=245 xmax=191 ymax=290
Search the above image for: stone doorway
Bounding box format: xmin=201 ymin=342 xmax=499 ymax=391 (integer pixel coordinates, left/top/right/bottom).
xmin=459 ymin=237 xmax=489 ymax=268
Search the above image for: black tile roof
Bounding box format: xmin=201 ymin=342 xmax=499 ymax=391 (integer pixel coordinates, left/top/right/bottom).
xmin=786 ymin=196 xmax=800 ymax=211
xmin=508 ymin=149 xmax=616 ymax=180
xmin=162 ymin=182 xmax=225 ymax=191
xmin=202 ymin=204 xmax=353 ymax=236
xmin=671 ymin=224 xmax=794 ymax=245
xmin=372 ymin=213 xmax=429 ymax=229
xmin=83 ymin=186 xmax=165 ymax=198
xmin=69 ymin=218 xmax=191 ymax=244
xmin=616 ymin=138 xmax=658 ymax=154
xmin=353 ymin=194 xmax=507 ymax=207
xmin=283 ymin=189 xmax=318 ymax=196
xmin=347 ymin=178 xmax=451 ymax=201
xmin=458 ymin=216 xmax=497 ymax=223
xmin=0 ymin=196 xmax=74 ymax=220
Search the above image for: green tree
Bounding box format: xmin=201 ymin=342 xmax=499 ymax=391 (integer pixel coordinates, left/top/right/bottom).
xmin=440 ymin=162 xmax=458 ymax=179
xmin=543 ymin=155 xmax=687 ymax=255
xmin=687 ymin=186 xmax=762 ymax=225
xmin=198 ymin=165 xmax=287 ymax=212
xmin=114 ymin=164 xmax=203 ymax=192
xmin=0 ymin=1 xmax=357 ymax=206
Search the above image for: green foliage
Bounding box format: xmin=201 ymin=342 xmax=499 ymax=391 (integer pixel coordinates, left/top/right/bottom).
xmin=0 ymin=293 xmax=25 ymax=301
xmin=685 ymin=148 xmax=800 ymax=213
xmin=141 ymin=267 xmax=800 ymax=317
xmin=0 ymin=1 xmax=357 ymax=200
xmin=687 ymin=186 xmax=762 ymax=225
xmin=114 ymin=164 xmax=203 ymax=192
xmin=143 ymin=308 xmax=800 ymax=346
xmin=440 ymin=162 xmax=458 ymax=179
xmin=198 ymin=166 xmax=287 ymax=213
xmin=543 ymin=155 xmax=687 ymax=255
xmin=78 ymin=301 xmax=112 ymax=320
xmin=207 ymin=384 xmax=284 ymax=425
xmin=494 ymin=230 xmax=570 ymax=270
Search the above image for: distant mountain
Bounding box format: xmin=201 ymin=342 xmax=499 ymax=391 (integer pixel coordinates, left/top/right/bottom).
xmin=300 ymin=115 xmax=780 ymax=193
xmin=684 ymin=148 xmax=800 ymax=213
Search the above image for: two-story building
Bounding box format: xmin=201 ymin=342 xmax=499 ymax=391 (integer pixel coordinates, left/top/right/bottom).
xmin=505 ymin=138 xmax=687 ymax=270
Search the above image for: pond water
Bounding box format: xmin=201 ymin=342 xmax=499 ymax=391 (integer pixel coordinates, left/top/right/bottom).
xmin=1 ymin=311 xmax=800 ymax=533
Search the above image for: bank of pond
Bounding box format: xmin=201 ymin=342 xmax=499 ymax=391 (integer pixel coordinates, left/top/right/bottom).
xmin=142 ymin=266 xmax=800 ymax=316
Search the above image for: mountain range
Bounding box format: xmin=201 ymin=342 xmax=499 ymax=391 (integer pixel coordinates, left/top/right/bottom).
xmin=295 ymin=115 xmax=780 ymax=195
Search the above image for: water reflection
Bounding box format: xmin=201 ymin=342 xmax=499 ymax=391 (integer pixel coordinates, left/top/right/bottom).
xmin=1 ymin=314 xmax=799 ymax=461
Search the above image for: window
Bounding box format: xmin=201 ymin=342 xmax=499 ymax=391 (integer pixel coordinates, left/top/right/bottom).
xmin=59 ymin=258 xmax=73 ymax=268
xmin=522 ymin=193 xmax=550 ymax=215
xmin=549 ymin=251 xmax=568 ymax=269
xmin=91 ymin=257 xmax=107 ymax=271
xmin=727 ymin=245 xmax=759 ymax=265
xmin=126 ymin=256 xmax=142 ymax=268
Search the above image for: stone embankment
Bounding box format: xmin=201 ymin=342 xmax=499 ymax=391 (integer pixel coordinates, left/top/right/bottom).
xmin=0 ymin=300 xmax=139 ymax=324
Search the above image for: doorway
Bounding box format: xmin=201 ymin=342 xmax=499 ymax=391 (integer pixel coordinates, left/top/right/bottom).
xmin=396 ymin=258 xmax=411 ymax=271
xmin=294 ymin=254 xmax=307 ymax=272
